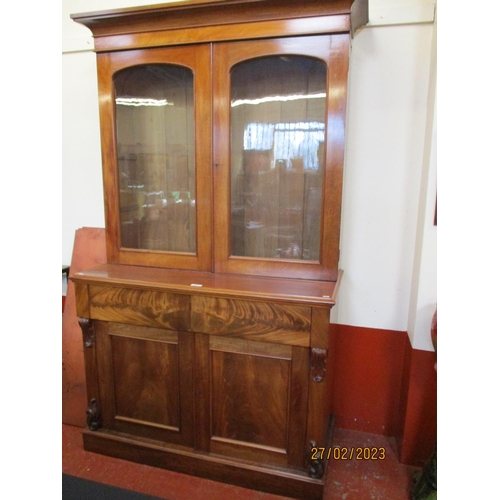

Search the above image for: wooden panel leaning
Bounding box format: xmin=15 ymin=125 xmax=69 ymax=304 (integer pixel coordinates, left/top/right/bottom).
xmin=63 ymin=227 xmax=107 ymax=428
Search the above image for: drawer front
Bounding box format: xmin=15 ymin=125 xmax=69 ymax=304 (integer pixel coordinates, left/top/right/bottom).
xmin=191 ymin=296 xmax=311 ymax=346
xmin=88 ymin=285 xmax=190 ymax=331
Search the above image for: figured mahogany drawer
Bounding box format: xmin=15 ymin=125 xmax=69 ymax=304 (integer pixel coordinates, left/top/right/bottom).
xmin=191 ymin=296 xmax=311 ymax=347
xmin=87 ymin=285 xmax=190 ymax=331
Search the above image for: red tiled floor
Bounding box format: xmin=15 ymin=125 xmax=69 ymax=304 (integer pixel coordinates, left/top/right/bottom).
xmin=327 ymin=429 xmax=417 ymax=499
xmin=62 ymin=424 xmax=418 ymax=499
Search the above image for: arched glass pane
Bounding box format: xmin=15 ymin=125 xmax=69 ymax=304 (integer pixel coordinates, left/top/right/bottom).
xmin=230 ymin=56 xmax=326 ymax=261
xmin=114 ymin=64 xmax=196 ymax=253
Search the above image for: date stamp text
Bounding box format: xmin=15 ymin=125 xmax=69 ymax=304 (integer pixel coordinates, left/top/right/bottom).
xmin=311 ymin=446 xmax=386 ymax=461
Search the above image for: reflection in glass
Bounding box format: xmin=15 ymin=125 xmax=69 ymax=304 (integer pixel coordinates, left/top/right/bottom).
xmin=230 ymin=56 xmax=326 ymax=261
xmin=114 ymin=64 xmax=196 ymax=253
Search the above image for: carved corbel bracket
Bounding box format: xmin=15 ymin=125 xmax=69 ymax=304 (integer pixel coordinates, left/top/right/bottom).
xmin=86 ymin=398 xmax=102 ymax=431
xmin=311 ymin=348 xmax=327 ymax=382
xmin=78 ymin=317 xmax=95 ymax=348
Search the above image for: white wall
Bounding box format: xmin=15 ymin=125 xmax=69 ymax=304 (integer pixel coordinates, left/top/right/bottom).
xmin=406 ymin=17 xmax=437 ymax=351
xmin=62 ymin=0 xmax=180 ymax=260
xmin=338 ymin=3 xmax=436 ymax=350
xmin=62 ymin=49 xmax=104 ymax=250
xmin=62 ymin=0 xmax=437 ymax=350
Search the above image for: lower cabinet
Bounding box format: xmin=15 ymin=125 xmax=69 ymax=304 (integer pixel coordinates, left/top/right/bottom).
xmin=74 ymin=266 xmax=336 ymax=500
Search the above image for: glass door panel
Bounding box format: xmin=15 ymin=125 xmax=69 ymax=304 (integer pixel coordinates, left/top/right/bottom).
xmin=100 ymin=44 xmax=212 ymax=271
xmin=230 ymin=56 xmax=326 ymax=261
xmin=114 ymin=64 xmax=196 ymax=253
xmin=213 ymin=35 xmax=349 ymax=280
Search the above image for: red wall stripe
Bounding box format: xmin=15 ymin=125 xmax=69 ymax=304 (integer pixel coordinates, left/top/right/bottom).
xmin=329 ymin=323 xmax=437 ymax=467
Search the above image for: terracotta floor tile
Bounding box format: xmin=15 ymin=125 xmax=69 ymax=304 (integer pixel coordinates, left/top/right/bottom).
xmin=62 ymin=424 xmax=418 ymax=500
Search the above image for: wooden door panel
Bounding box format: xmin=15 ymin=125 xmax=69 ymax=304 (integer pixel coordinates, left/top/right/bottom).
xmin=197 ymin=334 xmax=309 ymax=468
xmin=95 ymin=321 xmax=194 ymax=446
xmin=111 ymin=335 xmax=180 ymax=428
xmin=211 ymin=350 xmax=290 ymax=450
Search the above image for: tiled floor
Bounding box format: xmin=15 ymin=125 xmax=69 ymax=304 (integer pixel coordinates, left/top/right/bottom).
xmin=62 ymin=424 xmax=418 ymax=500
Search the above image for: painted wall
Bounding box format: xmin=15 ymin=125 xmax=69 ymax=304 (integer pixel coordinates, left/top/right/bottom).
xmin=62 ymin=0 xmax=437 ymax=349
xmin=340 ymin=7 xmax=436 ymax=350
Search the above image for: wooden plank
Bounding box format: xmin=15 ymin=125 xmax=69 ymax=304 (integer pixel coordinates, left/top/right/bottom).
xmin=62 ymin=227 xmax=107 ymax=427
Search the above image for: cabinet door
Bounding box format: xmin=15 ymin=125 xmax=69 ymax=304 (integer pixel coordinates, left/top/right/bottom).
xmin=94 ymin=321 xmax=195 ymax=447
xmin=213 ymin=35 xmax=349 ymax=281
xmin=194 ymin=334 xmax=309 ymax=469
xmin=97 ymin=44 xmax=212 ymax=271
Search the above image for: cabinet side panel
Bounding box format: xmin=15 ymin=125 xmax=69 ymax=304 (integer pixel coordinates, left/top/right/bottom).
xmin=74 ymin=282 xmax=90 ymax=318
xmin=311 ymin=308 xmax=330 ymax=349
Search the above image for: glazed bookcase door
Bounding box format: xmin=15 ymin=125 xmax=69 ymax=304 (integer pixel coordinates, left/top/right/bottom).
xmin=97 ymin=45 xmax=213 ymax=271
xmin=213 ymin=35 xmax=349 ymax=281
